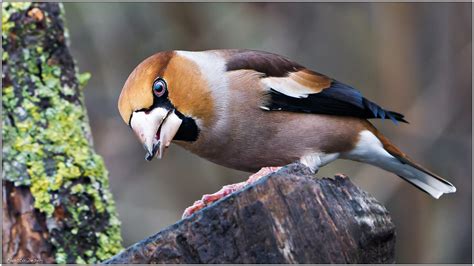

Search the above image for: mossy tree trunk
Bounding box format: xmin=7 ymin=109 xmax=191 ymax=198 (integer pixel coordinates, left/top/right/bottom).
xmin=2 ymin=3 xmax=122 ymax=263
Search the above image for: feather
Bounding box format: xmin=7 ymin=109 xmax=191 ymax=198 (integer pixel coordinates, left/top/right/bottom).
xmin=346 ymin=130 xmax=455 ymax=199
xmin=224 ymin=50 xmax=407 ymax=123
xmin=264 ymin=80 xmax=408 ymax=123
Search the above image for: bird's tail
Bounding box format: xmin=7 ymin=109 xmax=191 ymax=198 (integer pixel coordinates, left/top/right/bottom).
xmin=386 ymin=154 xmax=456 ymax=199
xmin=348 ymin=126 xmax=456 ymax=199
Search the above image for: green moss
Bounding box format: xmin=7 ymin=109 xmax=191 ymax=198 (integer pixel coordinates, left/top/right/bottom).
xmin=2 ymin=3 xmax=123 ymax=263
xmin=96 ymin=225 xmax=123 ymax=261
xmin=77 ymin=72 xmax=91 ymax=88
xmin=55 ymin=249 xmax=67 ymax=264
xmin=2 ymin=3 xmax=30 ymax=39
xmin=71 ymin=183 xmax=85 ymax=194
xmin=76 ymin=256 xmax=87 ymax=264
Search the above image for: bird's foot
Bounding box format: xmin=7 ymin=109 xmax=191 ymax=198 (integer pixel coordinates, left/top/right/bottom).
xmin=181 ymin=166 xmax=282 ymax=218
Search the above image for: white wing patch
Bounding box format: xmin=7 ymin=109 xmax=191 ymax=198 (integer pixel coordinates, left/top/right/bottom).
xmin=260 ymin=71 xmax=329 ymax=99
xmin=261 ymin=76 xmax=314 ymax=98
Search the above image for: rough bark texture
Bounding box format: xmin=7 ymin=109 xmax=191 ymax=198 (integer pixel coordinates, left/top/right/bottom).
xmin=2 ymin=3 xmax=122 ymax=263
xmin=105 ymin=164 xmax=396 ymax=264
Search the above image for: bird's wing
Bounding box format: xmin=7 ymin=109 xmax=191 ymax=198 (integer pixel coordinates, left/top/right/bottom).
xmin=225 ymin=50 xmax=407 ymax=123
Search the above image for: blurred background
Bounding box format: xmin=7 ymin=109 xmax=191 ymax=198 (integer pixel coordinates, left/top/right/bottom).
xmin=63 ymin=3 xmax=471 ymax=263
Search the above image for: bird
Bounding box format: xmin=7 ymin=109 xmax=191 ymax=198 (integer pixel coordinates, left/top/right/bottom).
xmin=118 ymin=49 xmax=456 ymax=217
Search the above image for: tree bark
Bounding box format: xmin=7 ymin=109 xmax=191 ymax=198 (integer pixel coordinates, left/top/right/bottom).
xmin=2 ymin=3 xmax=122 ymax=263
xmin=105 ymin=164 xmax=396 ymax=264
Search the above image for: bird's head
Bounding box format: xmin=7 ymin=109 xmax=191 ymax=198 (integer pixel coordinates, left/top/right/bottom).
xmin=118 ymin=51 xmax=213 ymax=161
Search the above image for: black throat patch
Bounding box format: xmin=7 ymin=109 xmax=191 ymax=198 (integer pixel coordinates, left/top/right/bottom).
xmin=174 ymin=110 xmax=199 ymax=142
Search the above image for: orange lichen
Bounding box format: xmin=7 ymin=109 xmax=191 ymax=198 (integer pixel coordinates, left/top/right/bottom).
xmin=27 ymin=7 xmax=44 ymax=21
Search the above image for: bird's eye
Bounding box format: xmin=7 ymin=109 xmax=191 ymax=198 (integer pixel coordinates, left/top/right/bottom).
xmin=152 ymin=78 xmax=167 ymax=97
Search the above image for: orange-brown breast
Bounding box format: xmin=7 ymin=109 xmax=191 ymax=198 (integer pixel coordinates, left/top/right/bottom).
xmin=163 ymin=54 xmax=215 ymax=126
xmin=118 ymin=51 xmax=174 ymax=123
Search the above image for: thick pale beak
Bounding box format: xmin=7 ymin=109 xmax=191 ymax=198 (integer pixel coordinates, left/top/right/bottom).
xmin=130 ymin=108 xmax=182 ymax=161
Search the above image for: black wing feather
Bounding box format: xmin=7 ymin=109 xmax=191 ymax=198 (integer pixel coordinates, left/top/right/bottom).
xmin=265 ymin=80 xmax=408 ymax=124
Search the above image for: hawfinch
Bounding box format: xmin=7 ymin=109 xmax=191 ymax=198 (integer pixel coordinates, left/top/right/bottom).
xmin=118 ymin=49 xmax=456 ymax=216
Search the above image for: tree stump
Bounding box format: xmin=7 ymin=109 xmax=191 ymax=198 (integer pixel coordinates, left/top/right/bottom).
xmin=105 ymin=164 xmax=396 ymax=264
xmin=2 ymin=3 xmax=122 ymax=263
